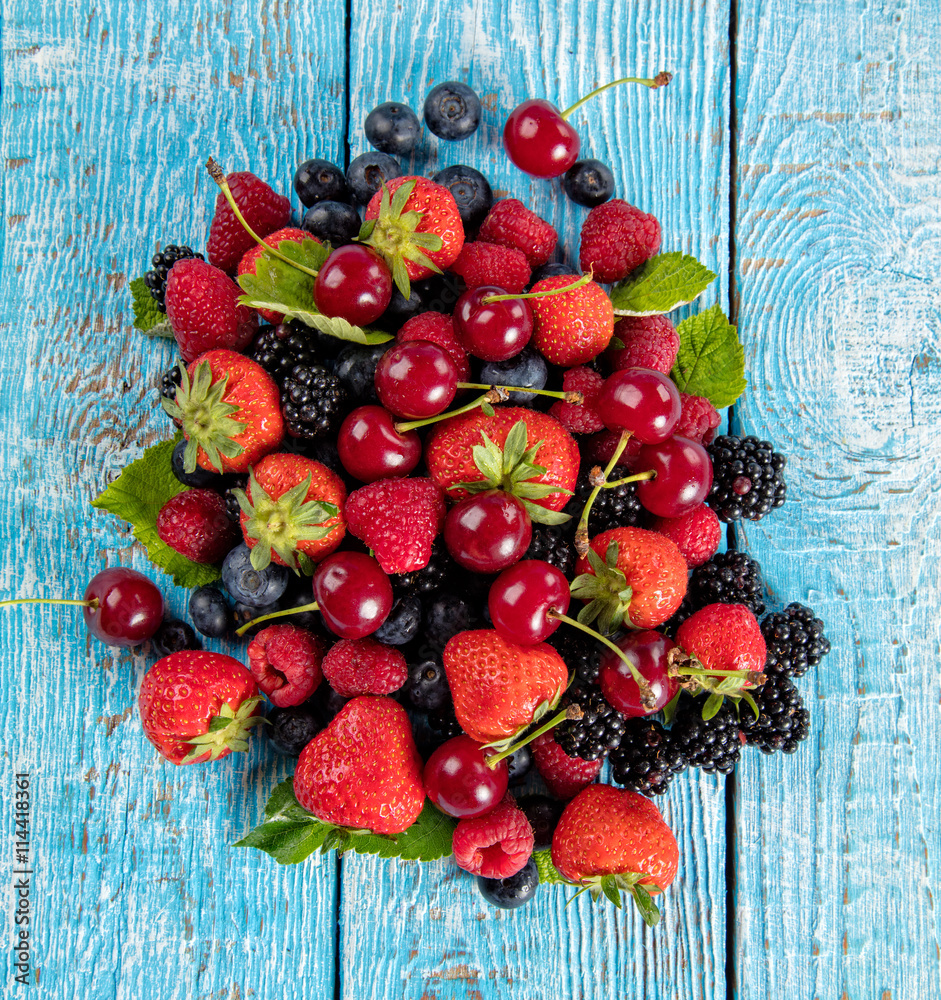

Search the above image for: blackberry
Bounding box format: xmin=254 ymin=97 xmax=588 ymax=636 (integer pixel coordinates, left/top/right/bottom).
xmin=522 ymin=524 xmax=575 ymax=577
xmin=563 ymin=466 xmax=645 ymax=535
xmin=282 ymin=364 xmax=349 ymax=440
xmin=249 ymin=323 xmax=321 ymax=386
xmin=671 ymin=697 xmax=741 ymax=774
xmin=687 ymin=550 xmax=766 ymax=617
xmin=548 ymin=630 xmax=602 ymax=684
xmin=427 ymin=709 xmax=463 ymax=742
xmin=707 ymin=435 xmax=787 ymax=522
xmin=158 ymin=364 xmax=182 ymax=401
xmin=222 ymin=475 xmax=248 ymax=524
xmin=144 ymin=245 xmax=203 ymax=310
xmin=554 ymin=683 xmax=626 ymax=761
xmin=740 ymin=673 xmax=810 ymax=754
xmin=761 ymin=602 xmax=831 ymax=679
xmin=392 ymin=541 xmax=456 ymax=596
xmin=610 ymin=718 xmax=687 ymax=797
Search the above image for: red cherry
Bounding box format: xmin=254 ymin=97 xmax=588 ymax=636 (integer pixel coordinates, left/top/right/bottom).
xmin=598 ymin=630 xmax=678 ymax=717
xmin=337 ymin=405 xmax=422 ymax=483
xmin=636 ymin=436 xmax=713 ymax=518
xmin=596 ymin=367 xmax=681 ymax=443
xmin=488 ymin=560 xmax=570 ymax=645
xmin=423 ymin=735 xmax=509 ymax=818
xmin=453 ymin=285 xmax=533 ymax=362
xmin=443 ymin=492 xmax=532 ymax=573
xmin=82 ymin=568 xmax=165 ymax=647
xmin=374 ymin=341 xmax=458 ymax=419
xmin=502 ymin=99 xmax=580 ymax=178
xmin=314 ymin=245 xmax=392 ymax=326
xmin=311 ymin=551 xmax=392 ymax=639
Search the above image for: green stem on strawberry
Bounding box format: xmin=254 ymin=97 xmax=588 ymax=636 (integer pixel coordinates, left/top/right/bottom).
xmin=574 ymin=429 xmax=633 ymax=557
xmin=603 ymin=470 xmax=655 ymax=489
xmin=559 ymin=72 xmax=673 ymax=121
xmin=456 ymin=382 xmax=584 ymax=405
xmin=234 ymin=601 xmax=319 ymax=638
xmin=483 ymin=703 xmax=584 ymax=769
xmin=393 ymin=387 xmax=509 ymax=434
xmin=181 ymin=694 xmax=268 ymax=763
xmin=481 ymin=272 xmax=592 ymax=302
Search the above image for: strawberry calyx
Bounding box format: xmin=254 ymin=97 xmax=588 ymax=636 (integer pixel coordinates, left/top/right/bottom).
xmin=233 ymin=470 xmax=340 ymax=573
xmin=162 ymin=360 xmax=246 ymax=473
xmin=568 ymin=871 xmax=663 ymax=926
xmin=666 ymin=646 xmax=765 ymax=720
xmin=569 ymin=538 xmax=635 ymax=635
xmin=181 ymin=694 xmax=267 ymax=763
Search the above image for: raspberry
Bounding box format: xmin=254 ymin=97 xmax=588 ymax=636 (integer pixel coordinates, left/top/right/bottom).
xmin=247 ymin=625 xmax=325 ymax=708
xmin=156 ymin=489 xmax=239 ymax=563
xmin=321 ymin=638 xmax=407 ymax=697
xmin=651 ymin=503 xmax=722 ymax=568
xmin=531 ymin=731 xmax=602 ymax=799
xmin=548 ymin=366 xmax=605 ymax=434
xmin=207 ymin=171 xmax=291 ymax=273
xmin=237 ymin=227 xmax=313 ymax=324
xmin=675 ymin=393 xmax=721 ymax=444
xmin=395 ymin=312 xmax=470 ymax=381
xmin=451 ymin=793 xmax=534 ymax=878
xmin=579 ymin=199 xmax=662 ymax=283
xmin=477 ymin=199 xmax=557 ymax=267
xmin=582 ymin=428 xmax=644 ymax=468
xmin=450 ymin=241 xmax=531 ymax=293
xmin=607 ymin=315 xmax=679 ymax=374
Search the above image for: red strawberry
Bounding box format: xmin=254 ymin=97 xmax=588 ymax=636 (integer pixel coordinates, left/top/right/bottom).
xmin=548 ymin=366 xmax=606 ymax=435
xmin=156 ymin=489 xmax=239 ymax=563
xmin=138 ymin=651 xmax=264 ymax=765
xmin=451 ymin=793 xmax=534 ymax=878
xmin=529 ymin=275 xmax=614 ymax=366
xmin=579 ymin=200 xmax=662 ymax=283
xmin=477 ymin=199 xmax=557 ymax=267
xmin=344 ymin=477 xmax=446 ymax=574
xmin=293 ymin=695 xmax=425 ymax=835
xmin=443 ymin=629 xmax=568 ymax=745
xmin=237 ymin=227 xmax=318 ymax=324
xmin=449 ymin=241 xmax=531 ymax=293
xmin=235 ymin=452 xmax=346 ymax=571
xmin=531 ymin=731 xmax=602 ymax=799
xmin=551 ymin=784 xmax=678 ymax=923
xmin=207 ymin=170 xmax=291 ymax=273
xmin=321 ymin=637 xmax=408 ymax=697
xmin=165 ymin=258 xmax=259 ymax=363
xmin=162 ymin=349 xmax=284 ymax=474
xmin=247 ymin=625 xmax=325 ymax=708
xmin=396 ymin=312 xmax=470 ymax=381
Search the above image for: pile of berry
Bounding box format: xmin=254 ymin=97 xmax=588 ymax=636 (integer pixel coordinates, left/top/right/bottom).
xmin=62 ymin=76 xmax=829 ymax=921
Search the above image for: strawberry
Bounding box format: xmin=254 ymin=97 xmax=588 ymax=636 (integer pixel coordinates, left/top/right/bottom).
xmin=247 ymin=624 xmax=325 ymax=708
xmin=572 ymin=527 xmax=688 ymax=632
xmin=165 ymin=258 xmax=259 ymax=363
xmin=293 ymin=695 xmax=425 ymax=835
xmin=551 ymin=784 xmax=679 ymax=923
xmin=156 ymin=488 xmax=240 ymax=563
xmin=207 ymin=169 xmax=291 ymax=273
xmin=443 ymin=629 xmax=568 ymax=746
xmin=237 ymin=227 xmax=318 ymax=324
xmin=529 ymin=275 xmax=614 ymax=366
xmin=138 ymin=651 xmax=264 ymax=765
xmin=234 ymin=452 xmax=346 ymax=572
xmin=162 ymin=349 xmax=284 ymax=475
xmin=321 ymin=637 xmax=408 ymax=697
xmin=344 ymin=477 xmax=446 ymax=574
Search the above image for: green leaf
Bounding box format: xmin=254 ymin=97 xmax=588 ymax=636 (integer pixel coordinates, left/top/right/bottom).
xmin=130 ymin=276 xmax=169 ymax=334
xmin=671 ymin=303 xmax=747 ymax=409
xmin=91 ymin=436 xmax=221 ymax=588
xmin=519 ymin=501 xmax=571 ymax=526
xmin=346 ymin=802 xmax=456 ymax=862
xmin=609 ymin=252 xmax=716 ymax=316
xmin=533 ymin=849 xmax=567 ymax=885
xmin=701 ymin=692 xmax=724 ymax=720
xmin=628 ymin=882 xmax=662 ymax=927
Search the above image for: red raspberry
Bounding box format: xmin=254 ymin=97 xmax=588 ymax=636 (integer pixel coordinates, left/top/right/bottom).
xmin=608 ymin=315 xmax=679 ymax=374
xmin=207 ymin=171 xmax=291 ymax=273
xmin=237 ymin=227 xmax=316 ymax=324
xmin=477 ymin=199 xmax=557 ymax=268
xmin=156 ymin=489 xmax=239 ymax=563
xmin=247 ymin=625 xmax=325 ymax=708
xmin=675 ymin=393 xmax=721 ymax=445
xmin=321 ymin=638 xmax=407 ymax=697
xmin=579 ymin=200 xmax=661 ymax=283
xmin=549 ymin=366 xmax=605 ymax=434
xmin=396 ymin=312 xmax=470 ymax=381
xmin=451 ymin=793 xmax=534 ymax=878
xmin=582 ymin=429 xmax=644 ymax=468
xmin=651 ymin=503 xmax=722 ymax=568
xmin=450 ymin=241 xmax=531 ymax=293
xmin=531 ymin=731 xmax=602 ymax=799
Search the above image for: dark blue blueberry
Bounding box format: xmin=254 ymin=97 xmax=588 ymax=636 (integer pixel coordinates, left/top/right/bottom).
xmin=405 ymin=659 xmax=451 ymax=711
xmin=267 ymin=703 xmax=323 ymax=756
xmin=563 ymin=159 xmax=615 ymax=207
xmin=277 ymin=583 xmax=323 ymax=631
xmin=171 ymin=438 xmax=226 ymax=489
xmin=222 ymin=543 xmax=290 ymax=608
xmin=373 ymin=595 xmax=422 ymax=646
xmin=480 ymin=348 xmax=548 ymax=404
xmin=424 ymin=593 xmax=483 ymax=649
xmin=364 ymin=101 xmax=422 ymax=156
xmin=517 ymin=794 xmax=565 ymax=851
xmin=477 ymin=859 xmax=539 ymax=909
xmin=528 ymin=261 xmax=577 ymax=288
xmin=431 ymin=165 xmax=493 ymax=232
xmin=151 ymin=618 xmax=202 ymax=657
xmin=301 ymin=201 xmax=361 ymax=247
xmin=293 ymin=158 xmax=351 ymax=207
xmin=188 ymin=586 xmax=233 ymax=638
xmin=423 ymin=82 xmax=481 ymax=140
xmin=505 ymin=746 xmax=532 ymax=785
xmin=377 ymin=282 xmax=425 ymax=330
xmin=346 ymin=151 xmax=402 ymax=205
xmin=334 ymin=343 xmax=387 ymax=402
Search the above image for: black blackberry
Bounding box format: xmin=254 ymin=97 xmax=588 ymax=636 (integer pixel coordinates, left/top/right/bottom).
xmin=249 ymin=323 xmax=322 ymax=386
xmin=671 ymin=696 xmax=741 ymax=774
xmin=158 ymin=364 xmax=182 ymax=401
xmin=547 ymin=629 xmax=602 ymax=684
xmin=610 ymin=718 xmax=688 ymax=796
xmin=687 ymin=550 xmax=766 ymax=617
xmin=223 ymin=476 xmax=249 ymax=523
xmin=282 ymin=364 xmax=349 ymax=440
xmin=762 ymin=602 xmax=831 ymax=678
xmin=554 ymin=683 xmax=626 ymax=761
xmin=707 ymin=435 xmax=786 ymax=522
xmin=563 ymin=465 xmax=645 ymax=534
xmin=740 ymin=673 xmax=810 ymax=754
xmin=391 ymin=541 xmax=457 ymax=596
xmin=522 ymin=524 xmax=575 ymax=577
xmin=144 ymin=245 xmax=203 ymax=310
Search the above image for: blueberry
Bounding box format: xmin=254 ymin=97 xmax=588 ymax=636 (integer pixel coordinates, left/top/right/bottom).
xmin=480 ymin=348 xmax=548 ymax=404
xmin=364 ymin=102 xmax=422 ymax=156
xmin=563 ymin=159 xmax=615 ymax=207
xmin=334 ymin=343 xmax=387 ymax=402
xmin=222 ymin=543 xmax=290 ymax=607
xmin=373 ymin=595 xmax=422 ymax=646
xmin=517 ymin=794 xmax=565 ymax=851
xmin=423 ymin=82 xmax=481 ymax=141
xmin=505 ymin=746 xmax=532 ymax=785
xmin=277 ymin=586 xmax=322 ymax=631
xmin=233 ymin=599 xmax=283 ymax=637
xmin=424 ymin=593 xmax=482 ymax=649
xmin=528 ymin=262 xmax=577 ymax=287
xmin=293 ymin=158 xmax=351 ymax=207
xmin=267 ymin=703 xmax=322 ymax=756
xmin=405 ymin=659 xmax=451 ymax=711
xmin=151 ymin=618 xmax=202 ymax=657
xmin=189 ymin=586 xmax=233 ymax=638
xmin=346 ymin=151 xmax=402 ymax=205
xmin=310 ymin=683 xmax=349 ymax=724
xmin=301 ymin=201 xmax=361 ymax=246
xmin=171 ymin=438 xmax=225 ymax=489
xmin=377 ymin=282 xmax=425 ymax=330
xmin=431 ymin=165 xmax=492 ymax=232
xmin=477 ymin=859 xmax=539 ymax=909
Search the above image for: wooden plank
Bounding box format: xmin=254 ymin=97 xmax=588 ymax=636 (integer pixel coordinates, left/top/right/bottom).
xmin=338 ymin=2 xmax=732 ymax=997
xmin=732 ymin=2 xmax=941 ymax=997
xmin=0 ymin=1 xmax=346 ymax=996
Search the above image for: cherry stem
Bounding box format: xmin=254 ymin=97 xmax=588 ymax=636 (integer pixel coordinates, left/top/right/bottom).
xmin=0 ymin=597 xmax=97 ymax=609
xmin=206 ymin=157 xmax=320 ymax=279
xmin=560 ymin=72 xmax=673 ymax=121
xmin=484 ymin=704 xmax=583 ymax=768
xmin=482 ymin=272 xmax=592 ymax=302
xmin=574 ymin=429 xmax=632 ymax=556
xmin=603 ymin=470 xmax=655 ymax=489
xmin=234 ymin=600 xmax=319 ymax=638
xmin=456 ymin=382 xmax=583 ymax=405
xmin=394 ymin=387 xmax=508 ymax=433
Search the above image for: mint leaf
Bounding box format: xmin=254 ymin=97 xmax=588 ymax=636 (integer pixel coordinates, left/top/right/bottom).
xmin=671 ymin=304 xmax=746 ymax=409
xmin=130 ymin=276 xmax=172 ymax=337
xmin=346 ymin=802 xmax=455 ymax=862
xmin=609 ymin=252 xmax=716 ymax=316
xmin=533 ymin=849 xmax=567 ymax=885
xmin=91 ymin=436 xmax=221 ymax=588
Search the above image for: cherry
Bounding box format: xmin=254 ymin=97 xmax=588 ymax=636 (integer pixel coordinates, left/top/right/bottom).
xmin=374 ymin=340 xmax=458 ymax=419
xmin=596 ymin=367 xmax=681 ymax=444
xmin=453 ymin=285 xmax=533 ymax=362
xmin=598 ymin=630 xmax=678 ymax=717
xmin=443 ymin=492 xmax=532 ymax=573
xmin=423 ymin=734 xmax=509 ymax=818
xmin=488 ymin=560 xmax=571 ymax=645
xmin=337 ymin=405 xmax=421 ymax=482
xmin=635 ymin=436 xmax=713 ymax=518
xmin=314 ymin=245 xmax=392 ymax=326
xmin=503 ymin=100 xmax=581 ymax=179
xmin=312 ymin=551 xmax=393 ymax=639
